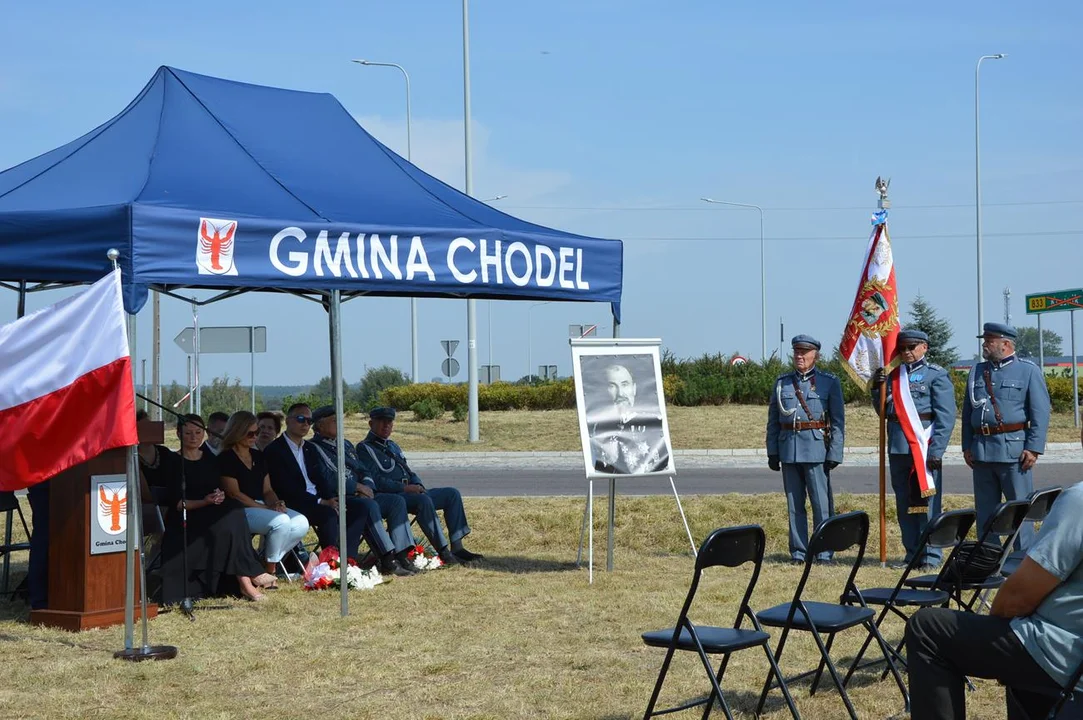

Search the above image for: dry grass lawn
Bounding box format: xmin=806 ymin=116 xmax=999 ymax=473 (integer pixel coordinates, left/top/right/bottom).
xmin=338 ymin=405 xmax=1083 ymax=452
xmin=0 ymin=493 xmax=1012 ymax=719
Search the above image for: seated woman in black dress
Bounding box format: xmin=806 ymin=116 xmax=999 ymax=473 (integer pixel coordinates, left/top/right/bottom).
xmin=138 ymin=414 xmax=274 ymax=604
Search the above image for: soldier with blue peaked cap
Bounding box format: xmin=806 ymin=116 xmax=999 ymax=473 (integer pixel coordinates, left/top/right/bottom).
xmin=963 ymin=323 xmax=1051 ymax=549
xmin=871 ymin=328 xmax=956 ymax=570
xmin=355 ymin=406 xmax=484 ymax=565
xmin=766 ymin=334 xmax=846 ymax=563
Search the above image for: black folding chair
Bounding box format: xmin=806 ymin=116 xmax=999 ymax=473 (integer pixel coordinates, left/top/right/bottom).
xmin=0 ymin=491 xmax=32 ymax=599
xmin=1007 ymin=659 xmax=1083 ymax=720
xmin=754 ymin=511 xmax=908 ymax=720
xmin=905 ymin=499 xmax=1029 ymax=612
xmin=841 ymin=509 xmax=976 ymax=682
xmin=1001 ymin=486 xmax=1063 ymax=578
xmin=641 ymin=525 xmax=800 ymax=720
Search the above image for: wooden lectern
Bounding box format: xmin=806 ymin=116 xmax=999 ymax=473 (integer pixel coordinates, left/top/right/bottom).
xmin=30 ymin=420 xmax=163 ymax=631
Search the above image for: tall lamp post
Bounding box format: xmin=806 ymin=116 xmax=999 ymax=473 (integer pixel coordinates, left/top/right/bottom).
xmin=975 ymin=53 xmax=1005 ymax=352
xmin=462 ymin=0 xmax=482 ymax=441
xmin=352 ymin=58 xmax=418 ymax=383
xmin=701 ymin=198 xmax=767 ymax=360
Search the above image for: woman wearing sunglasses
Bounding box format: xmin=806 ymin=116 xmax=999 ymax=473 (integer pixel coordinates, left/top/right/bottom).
xmin=138 ymin=414 xmax=275 ymax=603
xmin=218 ymin=410 xmax=311 ymax=576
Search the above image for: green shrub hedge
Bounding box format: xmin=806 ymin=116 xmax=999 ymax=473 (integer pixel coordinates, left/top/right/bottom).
xmin=377 ymin=355 xmax=1081 ymax=412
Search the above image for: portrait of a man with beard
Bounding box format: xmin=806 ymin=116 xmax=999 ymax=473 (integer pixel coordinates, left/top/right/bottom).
xmin=583 ymin=359 xmax=669 ymax=475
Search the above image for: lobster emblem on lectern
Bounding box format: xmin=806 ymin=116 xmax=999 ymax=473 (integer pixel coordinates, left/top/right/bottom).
xmin=196 ymin=218 xmax=238 ymax=275
xmin=98 ymin=485 xmax=127 ymax=535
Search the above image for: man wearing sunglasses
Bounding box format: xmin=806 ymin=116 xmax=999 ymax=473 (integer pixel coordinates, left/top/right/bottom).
xmin=871 ymin=328 xmax=956 ymax=570
xmin=264 ymin=403 xmax=393 ymax=569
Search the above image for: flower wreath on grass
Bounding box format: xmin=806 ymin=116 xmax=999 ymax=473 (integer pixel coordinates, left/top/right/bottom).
xmin=406 ymin=541 xmax=443 ymax=571
xmin=303 ymin=546 xmax=384 ymax=591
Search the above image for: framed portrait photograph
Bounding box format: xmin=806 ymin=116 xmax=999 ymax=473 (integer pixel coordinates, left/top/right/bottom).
xmin=569 ymin=339 xmax=675 ymax=479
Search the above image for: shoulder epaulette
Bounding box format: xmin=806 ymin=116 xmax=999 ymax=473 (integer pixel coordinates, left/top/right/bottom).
xmin=816 ymin=369 xmax=838 ymax=380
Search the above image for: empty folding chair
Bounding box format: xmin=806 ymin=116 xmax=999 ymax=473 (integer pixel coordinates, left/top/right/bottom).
xmin=754 ymin=511 xmax=908 ymax=720
xmin=1002 ymin=486 xmax=1063 ymax=578
xmin=0 ymin=491 xmax=32 ymax=598
xmin=641 ymin=525 xmax=800 ymax=720
xmin=905 ymin=499 xmax=1029 ymax=612
xmin=842 ymin=509 xmax=976 ymax=682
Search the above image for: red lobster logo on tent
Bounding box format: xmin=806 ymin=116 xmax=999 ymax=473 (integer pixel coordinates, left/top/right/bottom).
xmin=196 ymin=218 xmax=238 ymax=276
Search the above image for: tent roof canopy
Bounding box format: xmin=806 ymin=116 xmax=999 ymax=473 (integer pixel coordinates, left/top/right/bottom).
xmin=0 ymin=66 xmax=622 ymax=315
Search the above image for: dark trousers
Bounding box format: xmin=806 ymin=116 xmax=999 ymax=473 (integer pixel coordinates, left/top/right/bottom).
xmin=402 ymin=487 xmax=470 ymax=550
xmin=906 ymin=607 xmax=1064 ymax=720
xmin=294 ymin=494 xmax=371 ymax=560
xmin=27 ymin=481 xmax=50 ymax=610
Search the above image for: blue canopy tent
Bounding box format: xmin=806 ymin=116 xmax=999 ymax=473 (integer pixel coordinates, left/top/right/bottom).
xmin=0 ymin=66 xmax=623 ymax=644
xmin=0 ymin=66 xmax=622 ymax=313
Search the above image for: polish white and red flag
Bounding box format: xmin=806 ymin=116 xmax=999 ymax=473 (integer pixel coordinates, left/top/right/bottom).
xmin=0 ymin=270 xmax=138 ymax=491
xmin=839 ymin=213 xmax=934 ymax=501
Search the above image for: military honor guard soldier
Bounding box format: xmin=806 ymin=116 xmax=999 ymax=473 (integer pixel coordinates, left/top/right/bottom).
xmin=766 ymin=335 xmax=846 ymax=564
xmin=872 ymin=329 xmax=956 ymax=570
xmin=963 ymin=322 xmax=1051 ymax=549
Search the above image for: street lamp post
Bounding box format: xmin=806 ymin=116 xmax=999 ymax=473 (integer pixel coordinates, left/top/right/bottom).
xmin=352 ymin=59 xmax=418 ymax=383
xmin=701 ymin=198 xmax=767 ymax=360
xmin=462 ymin=0 xmax=480 ymax=442
xmin=975 ymin=53 xmax=1006 ymax=352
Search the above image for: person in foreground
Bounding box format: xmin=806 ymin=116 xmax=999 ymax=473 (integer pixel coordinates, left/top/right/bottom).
xmin=765 ymin=334 xmax=845 ymax=564
xmin=357 ymin=407 xmax=483 ymax=566
xmin=138 ymin=414 xmax=274 ymax=603
xmin=906 ymin=481 xmax=1083 ymax=720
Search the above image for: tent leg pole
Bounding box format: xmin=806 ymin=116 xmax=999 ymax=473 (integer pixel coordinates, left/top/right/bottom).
xmin=467 ymin=299 xmax=479 ymax=442
xmin=329 ymin=290 xmax=349 ymax=617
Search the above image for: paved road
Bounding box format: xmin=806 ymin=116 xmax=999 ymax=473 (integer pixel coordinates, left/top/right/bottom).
xmin=419 ymin=464 xmax=1082 ymax=497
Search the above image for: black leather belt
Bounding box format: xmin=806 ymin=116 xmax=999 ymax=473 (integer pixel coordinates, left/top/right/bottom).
xmin=887 ymin=412 xmax=934 ymax=422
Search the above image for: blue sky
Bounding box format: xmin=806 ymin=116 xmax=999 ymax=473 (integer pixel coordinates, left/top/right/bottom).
xmin=2 ymin=1 xmax=1081 ymax=385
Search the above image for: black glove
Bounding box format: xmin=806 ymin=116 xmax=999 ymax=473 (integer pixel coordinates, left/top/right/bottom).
xmin=871 ymin=367 xmax=886 ymax=386
xmin=824 ymin=460 xmax=840 ymax=471
xmin=768 ymin=455 xmax=781 ymax=472
xmin=927 ymin=456 xmax=942 ymax=470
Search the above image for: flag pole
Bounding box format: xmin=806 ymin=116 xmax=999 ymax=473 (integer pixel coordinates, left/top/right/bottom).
xmin=109 ymin=251 xmax=177 ymax=662
xmin=879 ymin=378 xmax=888 ymax=566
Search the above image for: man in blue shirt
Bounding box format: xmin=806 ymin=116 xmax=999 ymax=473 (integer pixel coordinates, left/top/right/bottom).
xmin=963 ymin=323 xmax=1051 ymax=548
xmin=871 ymin=328 xmax=956 ymax=570
xmin=906 ymin=478 xmax=1083 ymax=719
xmin=766 ymin=335 xmax=845 ymax=564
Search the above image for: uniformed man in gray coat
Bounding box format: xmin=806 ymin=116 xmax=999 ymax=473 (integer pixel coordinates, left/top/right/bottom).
xmin=963 ymin=322 xmax=1051 ymax=549
xmin=871 ymin=329 xmax=956 ymax=569
xmin=767 ymin=335 xmax=846 ymax=563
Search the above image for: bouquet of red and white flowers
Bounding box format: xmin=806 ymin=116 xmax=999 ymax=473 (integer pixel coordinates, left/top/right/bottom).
xmin=405 ymin=543 xmax=443 ymax=571
xmin=303 ymin=546 xmax=384 ymax=591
